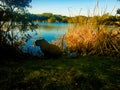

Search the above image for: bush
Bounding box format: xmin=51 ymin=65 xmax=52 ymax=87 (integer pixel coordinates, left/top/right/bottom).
xmin=65 ymin=24 xmax=120 ymax=57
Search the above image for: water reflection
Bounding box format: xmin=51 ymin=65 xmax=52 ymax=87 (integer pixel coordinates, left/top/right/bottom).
xmin=23 ymin=22 xmax=69 ymax=56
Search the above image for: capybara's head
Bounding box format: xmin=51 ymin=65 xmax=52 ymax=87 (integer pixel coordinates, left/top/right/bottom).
xmin=35 ymin=39 xmax=48 ymax=46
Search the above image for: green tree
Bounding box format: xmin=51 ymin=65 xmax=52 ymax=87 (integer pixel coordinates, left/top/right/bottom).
xmin=117 ymin=9 xmax=120 ymax=14
xmin=0 ymin=0 xmax=33 ymax=46
xmin=117 ymin=0 xmax=120 ymax=14
xmin=48 ymin=17 xmax=56 ymax=22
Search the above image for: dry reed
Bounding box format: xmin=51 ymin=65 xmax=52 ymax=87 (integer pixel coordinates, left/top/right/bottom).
xmin=53 ymin=0 xmax=120 ymax=56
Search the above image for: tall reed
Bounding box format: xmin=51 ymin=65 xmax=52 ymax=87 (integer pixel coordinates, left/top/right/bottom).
xmin=64 ymin=0 xmax=120 ymax=56
xmin=65 ymin=20 xmax=120 ymax=56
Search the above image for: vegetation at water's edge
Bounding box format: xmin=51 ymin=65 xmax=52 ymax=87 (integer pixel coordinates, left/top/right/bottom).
xmin=0 ymin=56 xmax=120 ymax=90
xmin=13 ymin=13 xmax=120 ymax=26
xmin=0 ymin=0 xmax=120 ymax=90
xmin=1 ymin=11 xmax=120 ymax=25
xmin=0 ymin=0 xmax=120 ymax=58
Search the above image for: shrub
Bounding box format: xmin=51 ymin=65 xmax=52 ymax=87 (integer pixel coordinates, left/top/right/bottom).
xmin=65 ymin=23 xmax=120 ymax=56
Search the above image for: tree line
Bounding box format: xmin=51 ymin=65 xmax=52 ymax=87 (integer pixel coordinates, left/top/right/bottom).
xmin=30 ymin=13 xmax=69 ymax=23
xmin=4 ymin=12 xmax=119 ymax=25
xmin=69 ymin=14 xmax=120 ymax=26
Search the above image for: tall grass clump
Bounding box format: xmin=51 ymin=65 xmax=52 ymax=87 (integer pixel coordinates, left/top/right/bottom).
xmin=64 ymin=2 xmax=120 ymax=57
xmin=65 ymin=24 xmax=120 ymax=56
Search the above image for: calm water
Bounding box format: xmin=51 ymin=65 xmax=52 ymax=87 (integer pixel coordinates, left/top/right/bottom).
xmin=23 ymin=22 xmax=69 ymax=56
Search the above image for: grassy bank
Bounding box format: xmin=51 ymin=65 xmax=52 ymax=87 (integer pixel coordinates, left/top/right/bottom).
xmin=0 ymin=56 xmax=120 ymax=90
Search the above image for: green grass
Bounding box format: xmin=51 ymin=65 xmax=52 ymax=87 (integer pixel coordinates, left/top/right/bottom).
xmin=0 ymin=56 xmax=120 ymax=90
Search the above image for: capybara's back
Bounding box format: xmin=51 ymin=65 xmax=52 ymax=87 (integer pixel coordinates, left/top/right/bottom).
xmin=48 ymin=44 xmax=62 ymax=58
xmin=35 ymin=39 xmax=49 ymax=48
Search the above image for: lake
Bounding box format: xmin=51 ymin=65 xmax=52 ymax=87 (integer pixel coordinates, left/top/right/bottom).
xmin=22 ymin=22 xmax=69 ymax=56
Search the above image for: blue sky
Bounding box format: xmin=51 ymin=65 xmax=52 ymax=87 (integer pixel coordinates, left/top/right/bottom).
xmin=29 ymin=0 xmax=119 ymax=16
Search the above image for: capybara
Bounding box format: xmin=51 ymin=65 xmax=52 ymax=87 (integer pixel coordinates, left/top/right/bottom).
xmin=35 ymin=39 xmax=62 ymax=58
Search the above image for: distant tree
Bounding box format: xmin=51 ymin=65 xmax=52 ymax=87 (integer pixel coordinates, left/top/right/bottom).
xmin=117 ymin=0 xmax=120 ymax=14
xmin=48 ymin=17 xmax=56 ymax=22
xmin=62 ymin=17 xmax=68 ymax=23
xmin=32 ymin=13 xmax=69 ymax=23
xmin=42 ymin=13 xmax=53 ymax=17
xmin=117 ymin=9 xmax=120 ymax=14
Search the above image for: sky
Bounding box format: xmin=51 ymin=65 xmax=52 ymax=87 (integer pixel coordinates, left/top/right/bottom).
xmin=28 ymin=0 xmax=120 ymax=16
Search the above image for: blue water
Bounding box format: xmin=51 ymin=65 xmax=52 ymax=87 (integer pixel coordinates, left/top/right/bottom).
xmin=22 ymin=22 xmax=69 ymax=56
